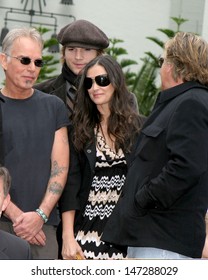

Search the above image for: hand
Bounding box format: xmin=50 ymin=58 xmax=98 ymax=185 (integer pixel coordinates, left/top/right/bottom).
xmin=13 ymin=211 xmax=46 ymax=245
xmin=28 ymin=230 xmax=46 ymax=246
xmin=62 ymin=236 xmax=85 ymax=260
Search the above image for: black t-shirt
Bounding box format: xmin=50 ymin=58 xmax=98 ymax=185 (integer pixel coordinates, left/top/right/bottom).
xmin=0 ymin=90 xmax=69 ymax=225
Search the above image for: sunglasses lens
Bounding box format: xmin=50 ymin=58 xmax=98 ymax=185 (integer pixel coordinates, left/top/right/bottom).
xmin=84 ymin=77 xmax=93 ymax=89
xmin=20 ymin=57 xmax=31 ymax=65
xmin=34 ymin=59 xmax=44 ymax=67
xmin=95 ymin=75 xmax=110 ymax=87
xmin=20 ymin=57 xmax=44 ymax=67
xmin=84 ymin=75 xmax=110 ymax=90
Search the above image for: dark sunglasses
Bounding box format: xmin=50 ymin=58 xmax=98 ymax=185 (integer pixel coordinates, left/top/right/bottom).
xmin=84 ymin=74 xmax=110 ymax=90
xmin=5 ymin=53 xmax=44 ymax=67
xmin=158 ymin=56 xmax=164 ymax=68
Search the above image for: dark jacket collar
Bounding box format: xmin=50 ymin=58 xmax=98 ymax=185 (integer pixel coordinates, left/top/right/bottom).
xmin=0 ymin=96 xmax=5 ymax=102
xmin=50 ymin=74 xmax=66 ymax=90
xmin=158 ymin=81 xmax=208 ymax=104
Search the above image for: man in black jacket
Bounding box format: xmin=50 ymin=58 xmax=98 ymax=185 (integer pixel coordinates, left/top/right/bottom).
xmin=102 ymin=32 xmax=208 ymax=259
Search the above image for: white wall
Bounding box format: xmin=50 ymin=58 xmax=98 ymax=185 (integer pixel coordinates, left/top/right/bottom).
xmin=202 ymin=0 xmax=208 ymax=40
xmin=170 ymin=0 xmax=205 ymax=34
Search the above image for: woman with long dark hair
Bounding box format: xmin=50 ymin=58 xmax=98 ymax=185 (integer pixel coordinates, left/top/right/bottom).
xmin=58 ymin=54 xmax=144 ymax=259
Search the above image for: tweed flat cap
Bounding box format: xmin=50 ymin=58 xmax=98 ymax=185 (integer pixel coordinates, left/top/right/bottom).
xmin=57 ymin=19 xmax=109 ymax=49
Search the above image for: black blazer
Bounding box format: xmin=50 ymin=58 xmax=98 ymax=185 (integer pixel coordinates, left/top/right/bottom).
xmin=102 ymin=81 xmax=208 ymax=258
xmin=0 ymin=230 xmax=32 ymax=259
xmin=59 ymin=125 xmax=139 ymax=230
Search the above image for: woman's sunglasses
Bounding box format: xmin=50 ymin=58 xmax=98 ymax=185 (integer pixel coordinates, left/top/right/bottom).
xmin=84 ymin=74 xmax=110 ymax=90
xmin=5 ymin=53 xmax=44 ymax=68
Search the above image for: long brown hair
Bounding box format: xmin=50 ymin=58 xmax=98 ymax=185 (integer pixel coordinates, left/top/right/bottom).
xmin=72 ymin=54 xmax=143 ymax=152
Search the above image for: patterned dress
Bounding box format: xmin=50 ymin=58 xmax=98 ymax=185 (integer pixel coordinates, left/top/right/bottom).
xmin=75 ymin=129 xmax=127 ymax=259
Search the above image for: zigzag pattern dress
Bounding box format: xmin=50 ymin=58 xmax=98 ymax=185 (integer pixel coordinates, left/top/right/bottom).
xmin=75 ymin=129 xmax=127 ymax=259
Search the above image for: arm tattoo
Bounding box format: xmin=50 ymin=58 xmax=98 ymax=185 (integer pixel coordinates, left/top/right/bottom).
xmin=48 ymin=181 xmax=63 ymax=195
xmin=50 ymin=160 xmax=67 ymax=178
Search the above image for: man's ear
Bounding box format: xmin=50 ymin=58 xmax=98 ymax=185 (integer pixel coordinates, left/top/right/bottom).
xmin=0 ymin=52 xmax=8 ymax=71
xmin=2 ymin=194 xmax=10 ymax=211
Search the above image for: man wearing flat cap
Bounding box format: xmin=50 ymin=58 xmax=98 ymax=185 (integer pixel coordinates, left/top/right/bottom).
xmin=34 ymin=19 xmax=109 ymax=119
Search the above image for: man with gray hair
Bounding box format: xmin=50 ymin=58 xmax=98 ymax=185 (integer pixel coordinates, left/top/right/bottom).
xmin=0 ymin=27 xmax=69 ymax=259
